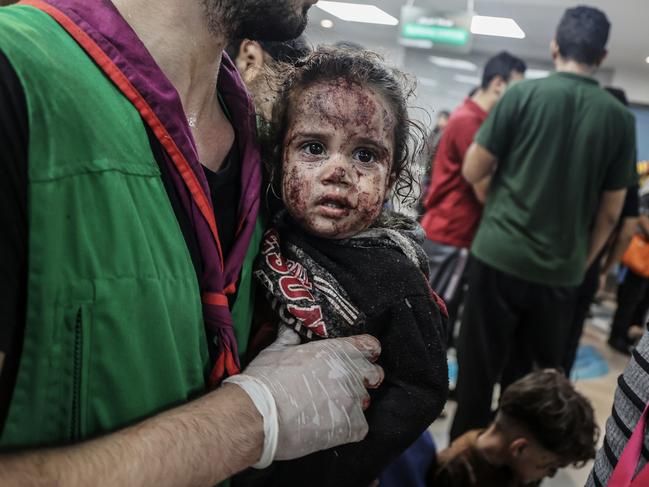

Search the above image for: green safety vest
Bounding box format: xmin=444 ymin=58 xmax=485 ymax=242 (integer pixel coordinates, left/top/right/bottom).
xmin=0 ymin=5 xmax=260 ymax=457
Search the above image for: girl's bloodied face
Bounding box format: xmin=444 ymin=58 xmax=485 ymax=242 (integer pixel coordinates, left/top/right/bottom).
xmin=282 ymin=79 xmax=396 ymax=239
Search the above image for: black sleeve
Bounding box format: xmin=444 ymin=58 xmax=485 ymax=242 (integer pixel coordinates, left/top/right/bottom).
xmin=266 ymin=294 xmax=449 ymax=487
xmin=0 ymin=49 xmax=29 ymax=424
xmin=621 ymin=184 xmax=639 ymax=219
xmin=329 ymin=295 xmax=448 ymax=486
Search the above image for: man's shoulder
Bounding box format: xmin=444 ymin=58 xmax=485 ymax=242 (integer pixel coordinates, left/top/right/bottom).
xmin=437 ymin=429 xmax=482 ymax=463
xmin=0 ymin=5 xmax=48 ymax=38
xmin=509 ymin=75 xmax=592 ymax=102
xmin=499 ymin=77 xmax=555 ymax=105
xmin=446 ymin=103 xmax=484 ymax=133
xmin=433 ymin=430 xmax=484 ymax=485
xmin=450 ymin=101 xmax=481 ymax=121
xmin=600 ymin=91 xmax=636 ymax=125
xmin=0 ymin=5 xmax=69 ymax=71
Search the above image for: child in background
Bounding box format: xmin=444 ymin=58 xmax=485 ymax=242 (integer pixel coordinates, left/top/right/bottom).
xmin=428 ymin=370 xmax=598 ymax=486
xmin=248 ymin=47 xmax=449 ymax=487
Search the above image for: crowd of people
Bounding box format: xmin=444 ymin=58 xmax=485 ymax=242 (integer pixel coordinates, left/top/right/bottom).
xmin=0 ymin=1 xmax=647 ymax=486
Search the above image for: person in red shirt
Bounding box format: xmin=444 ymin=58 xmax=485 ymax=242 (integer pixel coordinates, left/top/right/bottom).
xmin=420 ymin=51 xmax=526 ymax=339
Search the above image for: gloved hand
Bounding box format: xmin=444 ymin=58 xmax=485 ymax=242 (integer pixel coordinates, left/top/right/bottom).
xmin=225 ymin=327 xmax=384 ymax=467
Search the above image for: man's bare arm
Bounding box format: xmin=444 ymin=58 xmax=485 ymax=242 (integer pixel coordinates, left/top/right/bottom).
xmin=0 ymin=383 xmax=263 ymax=487
xmin=462 ymin=142 xmax=498 ymax=185
xmin=600 ymin=216 xmax=638 ymax=276
xmin=0 ymin=334 xmax=382 ymax=487
xmin=586 ymin=189 xmax=627 ymax=267
xmin=638 ymin=214 xmax=649 ymax=237
xmin=472 ymin=176 xmax=492 ymax=204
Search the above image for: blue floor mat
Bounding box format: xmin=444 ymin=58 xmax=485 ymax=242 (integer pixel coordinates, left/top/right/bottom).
xmin=447 ymin=345 xmax=608 ymax=384
xmin=570 ymin=345 xmax=609 ymax=380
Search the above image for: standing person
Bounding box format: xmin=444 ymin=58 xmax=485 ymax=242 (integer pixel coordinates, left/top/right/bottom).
xmin=420 ymin=51 xmax=526 ymax=336
xmin=416 ymin=110 xmax=449 ymax=216
xmin=451 ymin=5 xmax=637 ymax=440
xmin=562 ymin=187 xmax=638 ymax=369
xmin=562 ymin=87 xmax=639 ymax=372
xmin=226 ymin=36 xmax=310 ymax=121
xmin=0 ymin=1 xmax=384 ymax=485
xmin=422 ymin=110 xmax=450 ymax=170
xmin=607 ymin=191 xmax=649 ymax=354
xmin=431 ymin=110 xmax=450 ymax=144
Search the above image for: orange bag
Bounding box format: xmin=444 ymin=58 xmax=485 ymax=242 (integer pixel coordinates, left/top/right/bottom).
xmin=621 ymin=234 xmax=649 ymax=278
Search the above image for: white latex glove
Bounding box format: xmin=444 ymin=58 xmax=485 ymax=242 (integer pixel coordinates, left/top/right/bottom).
xmin=225 ymin=327 xmax=384 ymax=466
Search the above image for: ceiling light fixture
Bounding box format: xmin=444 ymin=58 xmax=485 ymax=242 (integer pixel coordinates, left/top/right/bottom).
xmin=646 ymin=56 xmax=649 ymax=64
xmin=429 ymin=56 xmax=477 ymax=71
xmin=320 ymin=19 xmax=334 ymax=28
xmin=471 ymin=15 xmax=525 ymax=39
xmin=315 ymin=1 xmax=399 ymax=26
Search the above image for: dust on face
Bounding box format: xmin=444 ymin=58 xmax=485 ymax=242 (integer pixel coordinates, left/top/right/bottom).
xmin=282 ymin=78 xmax=396 ymax=239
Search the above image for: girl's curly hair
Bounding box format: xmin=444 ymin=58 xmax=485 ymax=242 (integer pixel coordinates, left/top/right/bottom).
xmin=261 ymin=46 xmax=424 ymax=208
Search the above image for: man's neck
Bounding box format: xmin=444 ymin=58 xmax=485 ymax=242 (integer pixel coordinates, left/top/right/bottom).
xmin=554 ymin=57 xmax=597 ymax=77
xmin=111 ymin=0 xmax=225 ymax=119
xmin=475 ymin=425 xmax=507 ymax=467
xmin=471 ymin=89 xmax=497 ymax=113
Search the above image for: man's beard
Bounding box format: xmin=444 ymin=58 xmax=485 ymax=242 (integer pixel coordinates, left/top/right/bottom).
xmin=205 ymin=0 xmax=310 ymax=42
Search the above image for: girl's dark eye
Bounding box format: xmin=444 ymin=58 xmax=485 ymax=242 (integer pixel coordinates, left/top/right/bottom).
xmin=355 ymin=149 xmax=376 ymax=164
xmin=305 ymin=142 xmax=324 ymax=155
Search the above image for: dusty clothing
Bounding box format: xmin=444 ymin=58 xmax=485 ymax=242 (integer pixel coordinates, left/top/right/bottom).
xmin=428 ymin=430 xmax=522 ymax=487
xmin=249 ymin=211 xmax=449 ymax=487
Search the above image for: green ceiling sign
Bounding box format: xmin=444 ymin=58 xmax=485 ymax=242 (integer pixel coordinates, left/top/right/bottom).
xmin=401 ymin=23 xmax=470 ymax=46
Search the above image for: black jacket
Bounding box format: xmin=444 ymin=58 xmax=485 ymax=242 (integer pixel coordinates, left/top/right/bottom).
xmin=237 ymin=214 xmax=449 ymax=487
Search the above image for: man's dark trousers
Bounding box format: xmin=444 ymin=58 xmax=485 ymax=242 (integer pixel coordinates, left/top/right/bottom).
xmin=610 ymin=269 xmax=649 ymax=342
xmin=450 ymin=256 xmax=578 ymax=440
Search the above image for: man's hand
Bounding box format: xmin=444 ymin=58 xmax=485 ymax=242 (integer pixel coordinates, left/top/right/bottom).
xmin=227 ymin=327 xmax=384 ymax=464
xmin=596 ymin=215 xmax=638 ymax=297
xmin=0 ymin=330 xmax=382 ymax=486
xmin=586 ymin=189 xmax=627 ymax=267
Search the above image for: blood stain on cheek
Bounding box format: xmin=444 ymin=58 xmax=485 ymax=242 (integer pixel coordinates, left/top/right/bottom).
xmin=283 ymin=166 xmax=309 ymax=215
xmin=356 ymin=186 xmax=383 ymax=225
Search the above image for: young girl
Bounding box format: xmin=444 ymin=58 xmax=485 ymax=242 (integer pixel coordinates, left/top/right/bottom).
xmin=246 ymin=47 xmax=448 ymax=487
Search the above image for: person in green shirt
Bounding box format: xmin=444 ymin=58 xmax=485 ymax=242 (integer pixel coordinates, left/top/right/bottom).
xmin=451 ymin=5 xmax=637 ymax=440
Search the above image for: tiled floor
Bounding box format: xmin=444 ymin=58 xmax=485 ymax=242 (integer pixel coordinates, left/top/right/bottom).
xmin=430 ymin=300 xmax=634 ymax=487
